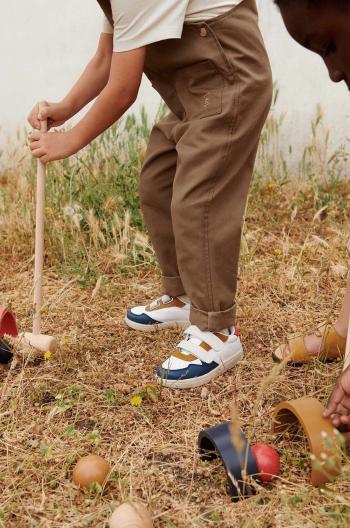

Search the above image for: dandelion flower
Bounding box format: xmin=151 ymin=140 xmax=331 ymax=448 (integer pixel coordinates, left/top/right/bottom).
xmin=130 ymin=395 xmax=143 ymax=407
xmin=44 ymin=351 xmax=52 ymax=360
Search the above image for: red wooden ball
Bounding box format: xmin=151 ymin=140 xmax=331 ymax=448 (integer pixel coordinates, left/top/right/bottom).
xmin=251 ymin=444 xmax=280 ymax=483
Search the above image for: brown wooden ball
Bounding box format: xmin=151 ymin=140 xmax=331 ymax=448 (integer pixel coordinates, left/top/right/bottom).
xmin=72 ymin=454 xmax=110 ymax=489
xmin=109 ymin=502 xmax=153 ymax=528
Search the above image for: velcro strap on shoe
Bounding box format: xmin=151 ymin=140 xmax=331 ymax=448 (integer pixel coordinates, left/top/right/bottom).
xmin=184 ymin=325 xmax=224 ymax=351
xmin=177 ymin=339 xmax=216 ymax=364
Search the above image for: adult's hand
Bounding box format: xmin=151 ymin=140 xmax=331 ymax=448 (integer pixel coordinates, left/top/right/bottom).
xmin=324 ymin=365 xmax=350 ymax=428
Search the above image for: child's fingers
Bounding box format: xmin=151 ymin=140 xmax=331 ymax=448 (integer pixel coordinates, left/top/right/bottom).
xmin=31 ymin=148 xmax=46 ymax=159
xmin=29 ymin=140 xmax=41 ymax=151
xmin=38 ymin=108 xmax=49 ymax=121
xmin=28 ymin=116 xmax=40 ymax=130
xmin=34 ymin=106 xmax=42 ymax=129
xmin=27 ymin=103 xmax=42 ymax=130
xmin=27 ymin=109 xmax=35 ymax=128
xmin=29 ymin=131 xmax=42 ymax=142
xmin=37 ymin=100 xmax=49 ymax=120
xmin=28 ymin=114 xmax=41 ymax=130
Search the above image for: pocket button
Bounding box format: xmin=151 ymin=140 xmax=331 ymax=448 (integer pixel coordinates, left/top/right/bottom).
xmin=200 ymin=27 xmax=207 ymax=37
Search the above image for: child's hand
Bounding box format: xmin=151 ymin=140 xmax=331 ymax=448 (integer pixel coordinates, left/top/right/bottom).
xmin=27 ymin=100 xmax=72 ymax=131
xmin=324 ymin=365 xmax=350 ymax=428
xmin=28 ymin=130 xmax=79 ymax=164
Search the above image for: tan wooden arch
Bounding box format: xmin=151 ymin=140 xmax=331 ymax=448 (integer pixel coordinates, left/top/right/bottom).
xmin=273 ymin=397 xmax=342 ymax=486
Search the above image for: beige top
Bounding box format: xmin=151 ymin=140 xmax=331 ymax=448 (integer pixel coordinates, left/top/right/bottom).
xmin=101 ymin=0 xmax=243 ymax=52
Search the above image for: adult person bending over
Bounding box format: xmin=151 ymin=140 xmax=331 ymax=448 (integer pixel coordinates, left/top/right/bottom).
xmin=27 ymin=1 xmax=272 ymax=389
xmin=273 ymin=0 xmax=350 ymax=428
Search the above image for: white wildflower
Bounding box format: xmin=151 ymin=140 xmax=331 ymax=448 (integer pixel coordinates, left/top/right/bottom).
xmin=63 ymin=206 xmax=75 ymax=217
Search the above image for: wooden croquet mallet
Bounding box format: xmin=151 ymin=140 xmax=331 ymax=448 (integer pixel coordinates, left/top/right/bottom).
xmin=19 ymin=104 xmax=58 ymax=354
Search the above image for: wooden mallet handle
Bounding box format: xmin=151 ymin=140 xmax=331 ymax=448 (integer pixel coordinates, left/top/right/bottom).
xmin=32 ymin=103 xmax=48 ymax=335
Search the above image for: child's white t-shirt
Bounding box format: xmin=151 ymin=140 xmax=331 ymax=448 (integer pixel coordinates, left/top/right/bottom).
xmin=101 ymin=0 xmax=243 ymax=52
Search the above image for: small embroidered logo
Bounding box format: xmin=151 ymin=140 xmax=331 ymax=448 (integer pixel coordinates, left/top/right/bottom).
xmin=203 ymin=94 xmax=210 ymax=108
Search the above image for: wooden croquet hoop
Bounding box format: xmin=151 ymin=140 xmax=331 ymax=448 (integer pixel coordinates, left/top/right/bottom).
xmin=0 ymin=306 xmax=18 ymax=337
xmin=273 ymin=397 xmax=341 ymax=486
xmin=198 ymin=421 xmax=259 ymax=500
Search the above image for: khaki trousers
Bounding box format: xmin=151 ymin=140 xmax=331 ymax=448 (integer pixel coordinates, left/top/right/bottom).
xmin=140 ymin=0 xmax=272 ymax=331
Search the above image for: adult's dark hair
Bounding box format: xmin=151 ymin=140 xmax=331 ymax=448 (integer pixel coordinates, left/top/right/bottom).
xmin=274 ymin=0 xmax=308 ymax=5
xmin=274 ymin=0 xmax=349 ymax=7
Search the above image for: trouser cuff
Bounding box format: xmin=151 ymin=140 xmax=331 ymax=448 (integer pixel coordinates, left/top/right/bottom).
xmin=162 ymin=275 xmax=186 ymax=297
xmin=190 ymin=304 xmax=235 ymax=332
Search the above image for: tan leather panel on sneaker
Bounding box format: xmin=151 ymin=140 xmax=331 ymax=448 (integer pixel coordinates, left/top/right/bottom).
xmin=175 ymin=341 xmax=217 ymax=360
xmin=172 ymin=349 xmax=197 ymax=362
xmin=169 ymin=297 xmax=187 ymax=308
xmin=146 ymin=297 xmax=186 ymax=311
xmin=215 ymin=333 xmax=229 ymax=343
xmin=199 ymin=333 xmax=228 ymax=352
xmin=173 ymin=331 xmax=229 ymax=361
xmin=200 ymin=333 xmax=228 ymax=351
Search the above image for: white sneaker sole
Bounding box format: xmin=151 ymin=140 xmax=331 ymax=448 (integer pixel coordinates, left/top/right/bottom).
xmin=124 ymin=316 xmax=190 ymax=332
xmin=156 ymin=343 xmax=244 ymax=389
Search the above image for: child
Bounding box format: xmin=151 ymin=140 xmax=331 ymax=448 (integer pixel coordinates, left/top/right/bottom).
xmin=273 ymin=0 xmax=350 ymax=428
xmin=28 ymin=0 xmax=272 ymax=388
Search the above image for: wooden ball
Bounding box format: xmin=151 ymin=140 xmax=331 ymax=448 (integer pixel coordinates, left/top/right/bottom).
xmin=251 ymin=444 xmax=280 ymax=483
xmin=72 ymin=454 xmax=110 ymax=489
xmin=109 ymin=502 xmax=153 ymax=528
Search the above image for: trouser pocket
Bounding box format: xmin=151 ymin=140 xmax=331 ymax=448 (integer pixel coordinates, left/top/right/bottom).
xmin=175 ymin=60 xmax=224 ymax=120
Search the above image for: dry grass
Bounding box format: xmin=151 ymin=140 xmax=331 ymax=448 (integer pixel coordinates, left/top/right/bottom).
xmin=1 ymin=105 xmax=350 ymax=527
